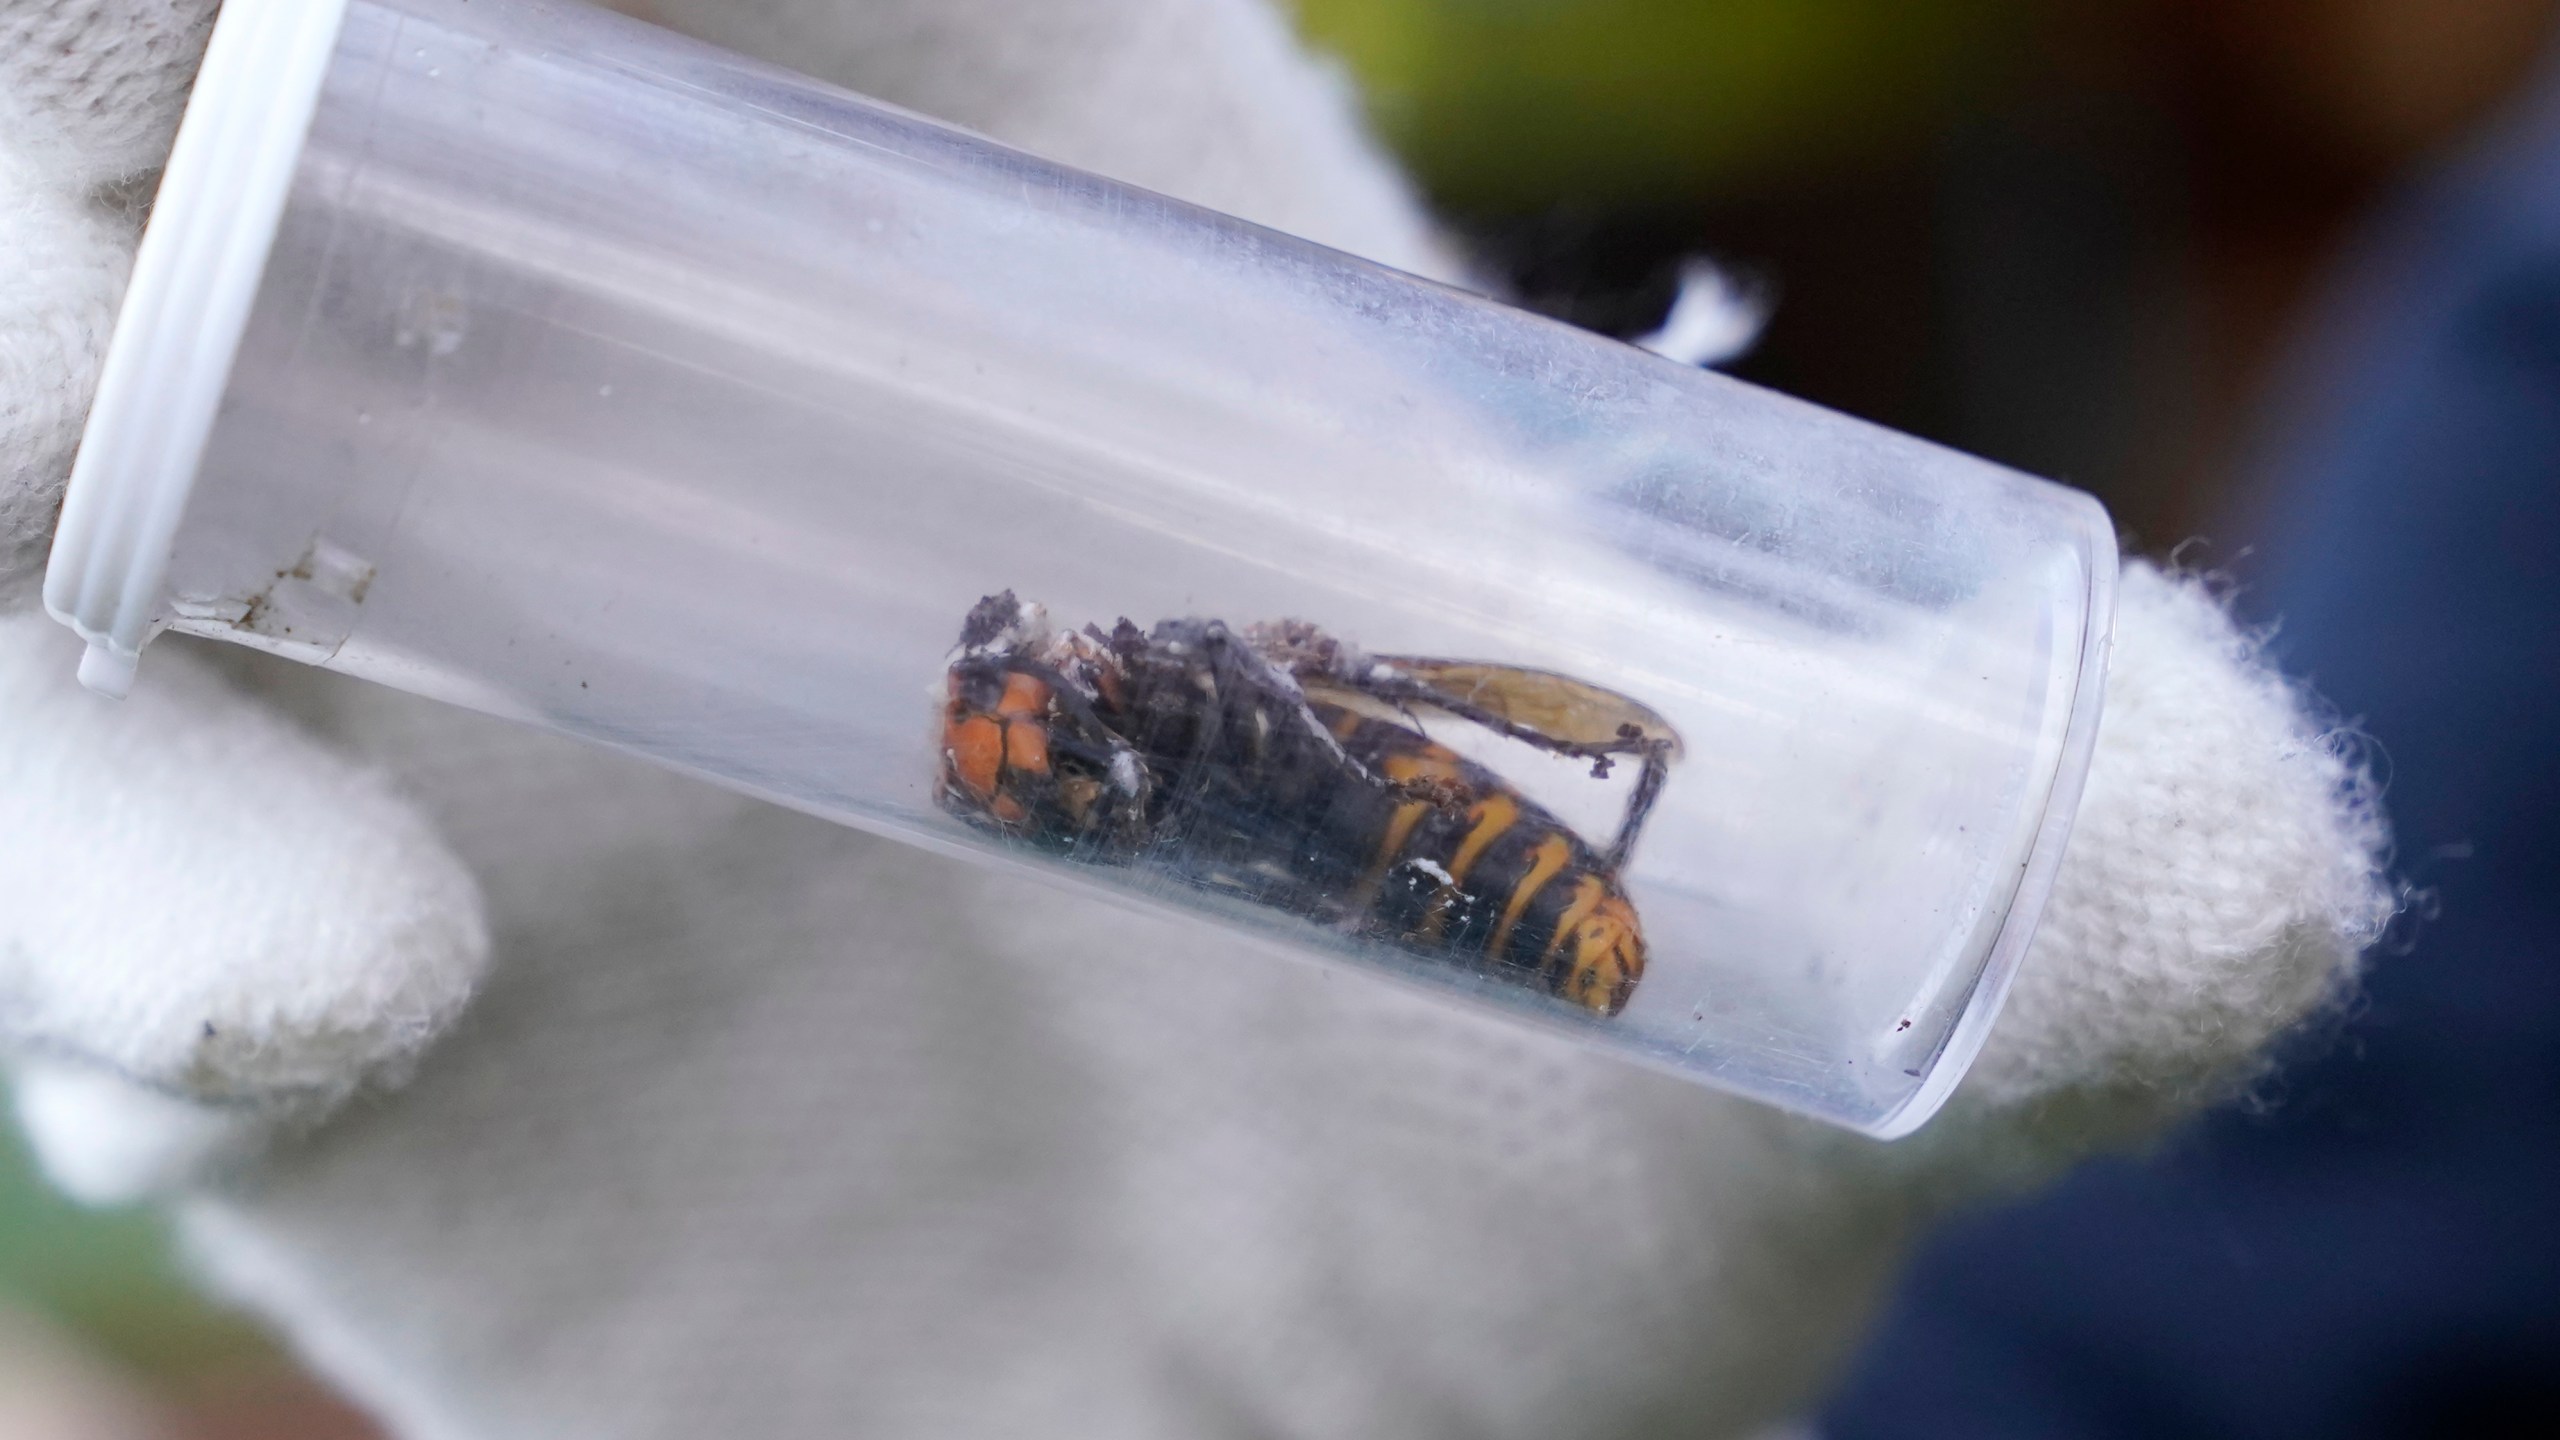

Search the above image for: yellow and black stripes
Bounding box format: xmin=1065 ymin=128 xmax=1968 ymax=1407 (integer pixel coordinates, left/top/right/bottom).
xmin=1318 ymin=707 xmax=1646 ymax=1016
xmin=936 ymin=602 xmax=1652 ymax=1019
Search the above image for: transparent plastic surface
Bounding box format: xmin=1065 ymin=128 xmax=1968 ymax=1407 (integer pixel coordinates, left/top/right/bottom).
xmin=92 ymin=0 xmax=2114 ymax=1134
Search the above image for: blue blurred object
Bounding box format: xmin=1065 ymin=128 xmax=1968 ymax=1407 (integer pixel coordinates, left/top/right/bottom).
xmin=1821 ymin=51 xmax=2560 ymax=1440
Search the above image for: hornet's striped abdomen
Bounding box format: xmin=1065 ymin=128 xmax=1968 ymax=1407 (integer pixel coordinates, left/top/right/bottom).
xmin=1315 ymin=705 xmax=1647 ymax=1016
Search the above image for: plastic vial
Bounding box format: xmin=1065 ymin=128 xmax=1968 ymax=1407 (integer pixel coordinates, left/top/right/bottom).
xmin=46 ymin=0 xmax=2115 ymax=1136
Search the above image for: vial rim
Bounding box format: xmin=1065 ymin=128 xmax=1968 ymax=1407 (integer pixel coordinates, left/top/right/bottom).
xmin=43 ymin=0 xmax=352 ymax=697
xmin=1870 ymin=497 xmax=2120 ymax=1139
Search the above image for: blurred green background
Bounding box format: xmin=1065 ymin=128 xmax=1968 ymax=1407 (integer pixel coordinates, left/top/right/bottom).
xmin=1293 ymin=0 xmax=2025 ymax=206
xmin=9 ymin=0 xmax=2554 ymax=1432
xmin=0 ymin=1126 xmax=258 ymax=1376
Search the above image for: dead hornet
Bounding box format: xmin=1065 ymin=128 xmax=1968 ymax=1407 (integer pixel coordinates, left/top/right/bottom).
xmin=936 ymin=592 xmax=1680 ymax=1016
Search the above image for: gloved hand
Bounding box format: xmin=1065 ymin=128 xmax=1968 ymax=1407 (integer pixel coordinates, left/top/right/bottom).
xmin=0 ymin=2 xmax=2392 ymax=1437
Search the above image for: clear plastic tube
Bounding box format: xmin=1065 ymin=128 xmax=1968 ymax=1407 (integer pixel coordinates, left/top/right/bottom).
xmin=48 ymin=0 xmax=2115 ymax=1136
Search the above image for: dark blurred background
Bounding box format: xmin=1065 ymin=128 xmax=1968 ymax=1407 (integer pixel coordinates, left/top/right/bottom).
xmin=1298 ymin=0 xmax=2560 ymax=550
xmin=8 ymin=0 xmax=2556 ymax=1433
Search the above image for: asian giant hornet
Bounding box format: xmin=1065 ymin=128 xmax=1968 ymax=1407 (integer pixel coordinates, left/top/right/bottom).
xmin=935 ymin=592 xmax=1680 ymax=1016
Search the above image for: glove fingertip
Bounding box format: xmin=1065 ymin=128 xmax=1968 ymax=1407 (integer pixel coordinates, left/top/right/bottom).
xmin=1954 ymin=559 xmax=2395 ymax=1136
xmin=2 ymin=616 xmax=495 ymax=1114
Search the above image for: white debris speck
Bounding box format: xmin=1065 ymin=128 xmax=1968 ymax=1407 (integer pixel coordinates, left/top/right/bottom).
xmin=1637 ymin=259 xmax=1768 ymax=367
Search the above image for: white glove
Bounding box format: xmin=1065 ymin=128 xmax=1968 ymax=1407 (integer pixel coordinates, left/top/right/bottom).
xmin=0 ymin=2 xmax=2391 ymax=1437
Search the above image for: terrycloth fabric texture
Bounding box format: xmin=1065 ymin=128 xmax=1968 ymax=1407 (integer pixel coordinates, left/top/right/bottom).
xmin=0 ymin=0 xmax=215 ymax=187
xmin=0 ymin=152 xmax=127 ymax=609
xmin=1951 ymin=564 xmax=2388 ymax=1132
xmin=0 ymin=609 xmax=487 ymax=1198
xmin=0 ymin=1 xmax=2392 ymax=1437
